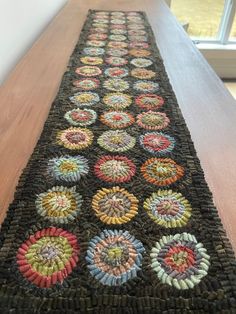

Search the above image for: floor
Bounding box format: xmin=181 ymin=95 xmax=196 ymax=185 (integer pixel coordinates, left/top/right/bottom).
xmin=225 ymin=81 xmax=236 ymax=99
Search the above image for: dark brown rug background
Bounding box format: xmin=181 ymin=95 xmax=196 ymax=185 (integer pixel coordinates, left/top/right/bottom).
xmin=0 ymin=10 xmax=235 ymax=313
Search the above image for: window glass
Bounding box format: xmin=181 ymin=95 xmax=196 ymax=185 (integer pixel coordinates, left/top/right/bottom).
xmin=170 ymin=0 xmax=225 ymax=39
xmin=229 ymin=13 xmax=236 ymax=40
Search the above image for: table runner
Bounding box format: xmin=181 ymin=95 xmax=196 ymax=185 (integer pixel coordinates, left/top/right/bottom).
xmin=0 ymin=10 xmax=236 ymax=313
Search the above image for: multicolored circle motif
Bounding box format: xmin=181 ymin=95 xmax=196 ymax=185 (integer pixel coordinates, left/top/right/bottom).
xmin=93 ymin=19 xmax=109 ymax=24
xmin=129 ymin=35 xmax=148 ymax=42
xmin=144 ymin=190 xmax=192 ymax=228
xmin=127 ymin=12 xmax=141 ymax=15
xmin=47 ymin=155 xmax=89 ymax=182
xmin=94 ymin=11 xmax=109 ymax=15
xmin=98 ymin=130 xmax=136 ymax=152
xmin=106 ymin=56 xmax=128 ymax=66
xmin=130 ymin=58 xmax=153 ymax=68
xmin=92 ymin=19 xmax=108 ymax=24
xmin=93 ymin=14 xmax=109 ymax=18
xmin=92 ymin=20 xmax=108 ymax=26
xmin=127 ymin=12 xmax=142 ymax=16
xmin=150 ymin=233 xmax=210 ymax=289
xmin=127 ymin=15 xmax=143 ymax=19
xmin=103 ymin=93 xmax=132 ymax=110
xmin=93 ymin=16 xmax=109 ymax=20
xmin=107 ymin=41 xmax=128 ymax=49
xmin=93 ymin=14 xmax=108 ymax=19
xmin=141 ymin=158 xmax=184 ymax=186
xmin=86 ymin=229 xmax=145 ymax=286
xmin=137 ymin=111 xmax=170 ymax=130
xmin=105 ymin=67 xmax=128 ymax=78
xmin=129 ymin=49 xmax=151 ymax=58
xmin=133 ymin=80 xmax=159 ymax=93
xmin=17 ymin=228 xmax=79 ymax=288
xmin=80 ymin=56 xmax=103 ymax=65
xmin=86 ymin=40 xmax=106 ymax=47
xmin=92 ymin=16 xmax=109 ymax=20
xmin=109 ymin=34 xmax=127 ymax=41
xmin=139 ymin=132 xmax=175 ymax=155
xmin=103 ymin=78 xmax=129 ymax=92
xmin=75 ymin=66 xmax=102 ymax=77
xmin=69 ymin=92 xmax=99 ymax=106
xmin=131 ymin=68 xmax=156 ymax=79
xmin=129 ymin=42 xmax=149 ymax=49
xmin=92 ymin=15 xmax=109 ymax=19
xmin=110 ymin=19 xmax=126 ymax=25
xmin=73 ymin=78 xmax=99 ymax=91
xmin=93 ymin=18 xmax=109 ymax=22
xmin=107 ymin=48 xmax=128 ymax=57
xmin=35 ymin=186 xmax=83 ymax=223
xmin=128 ymin=18 xmax=144 ymax=23
xmin=93 ymin=12 xmax=109 ymax=16
xmin=92 ymin=18 xmax=108 ymax=22
xmin=93 ymin=15 xmax=108 ymax=19
xmin=110 ymin=29 xmax=127 ymax=35
xmin=56 ymin=127 xmax=93 ymax=150
xmin=94 ymin=155 xmax=136 ymax=183
xmin=94 ymin=13 xmax=109 ymax=18
xmin=83 ymin=47 xmax=105 ymax=55
xmin=92 ymin=187 xmax=138 ymax=224
xmin=92 ymin=23 xmax=109 ymax=28
xmin=128 ymin=24 xmax=145 ymax=30
xmin=93 ymin=13 xmax=109 ymax=17
xmin=128 ymin=30 xmax=147 ymax=36
xmin=127 ymin=16 xmax=144 ymax=22
xmin=100 ymin=111 xmax=134 ymax=129
xmin=89 ymin=28 xmax=108 ymax=34
xmin=135 ymin=94 xmax=164 ymax=110
xmin=110 ymin=24 xmax=127 ymax=30
xmin=88 ymin=33 xmax=108 ymax=41
xmin=64 ymin=108 xmax=97 ymax=126
xmin=111 ymin=12 xmax=125 ymax=16
xmin=93 ymin=17 xmax=109 ymax=21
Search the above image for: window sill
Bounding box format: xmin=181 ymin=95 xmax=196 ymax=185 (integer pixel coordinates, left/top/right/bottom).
xmin=196 ymin=43 xmax=236 ymax=50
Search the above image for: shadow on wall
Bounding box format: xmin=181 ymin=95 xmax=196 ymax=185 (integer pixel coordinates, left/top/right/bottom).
xmin=0 ymin=0 xmax=67 ymax=85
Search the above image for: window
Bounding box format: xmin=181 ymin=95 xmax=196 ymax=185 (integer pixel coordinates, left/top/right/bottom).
xmin=229 ymin=11 xmax=236 ymax=40
xmin=170 ymin=0 xmax=236 ymax=44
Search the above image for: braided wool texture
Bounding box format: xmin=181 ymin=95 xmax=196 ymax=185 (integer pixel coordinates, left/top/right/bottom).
xmin=0 ymin=10 xmax=236 ymax=313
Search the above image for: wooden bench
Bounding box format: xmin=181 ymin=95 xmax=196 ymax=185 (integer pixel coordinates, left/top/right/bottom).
xmin=0 ymin=0 xmax=236 ymax=252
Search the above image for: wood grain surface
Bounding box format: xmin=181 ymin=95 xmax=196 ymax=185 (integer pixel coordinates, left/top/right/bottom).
xmin=0 ymin=0 xmax=236 ymax=252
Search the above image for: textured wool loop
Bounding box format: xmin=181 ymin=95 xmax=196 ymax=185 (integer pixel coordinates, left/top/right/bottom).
xmin=0 ymin=10 xmax=236 ymax=313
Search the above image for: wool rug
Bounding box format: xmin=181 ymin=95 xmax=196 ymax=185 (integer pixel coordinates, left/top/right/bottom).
xmin=0 ymin=10 xmax=236 ymax=313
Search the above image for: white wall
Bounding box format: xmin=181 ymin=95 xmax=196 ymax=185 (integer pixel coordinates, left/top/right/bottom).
xmin=198 ymin=45 xmax=236 ymax=79
xmin=0 ymin=0 xmax=67 ymax=84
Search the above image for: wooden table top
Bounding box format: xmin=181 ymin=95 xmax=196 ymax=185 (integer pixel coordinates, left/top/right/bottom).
xmin=0 ymin=0 xmax=236 ymax=251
